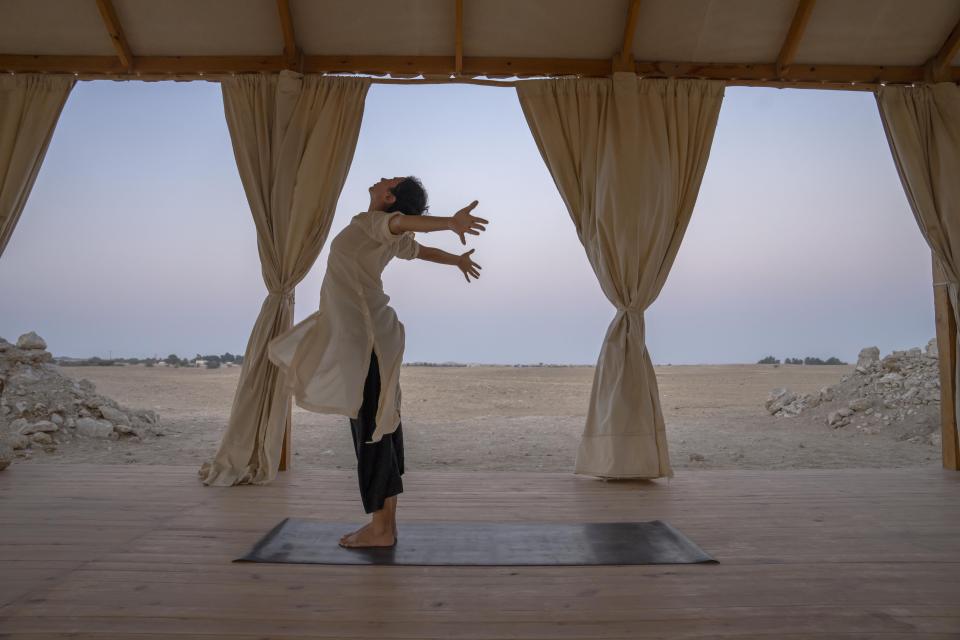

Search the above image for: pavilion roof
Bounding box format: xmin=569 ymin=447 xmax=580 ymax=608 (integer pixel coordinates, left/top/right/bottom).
xmin=1 ymin=0 xmax=958 ymax=88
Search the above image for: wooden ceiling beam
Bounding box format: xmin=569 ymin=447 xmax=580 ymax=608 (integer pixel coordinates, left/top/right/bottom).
xmin=1 ymin=53 xmax=956 ymax=87
xmin=615 ymin=0 xmax=642 ymax=72
xmin=94 ymin=0 xmax=133 ymax=72
xmin=776 ymin=0 xmax=816 ymax=78
xmin=0 ymin=55 xmax=284 ymax=75
xmin=455 ymin=0 xmax=464 ymax=76
xmin=926 ymin=14 xmax=960 ymax=81
xmin=276 ymin=0 xmax=300 ymax=69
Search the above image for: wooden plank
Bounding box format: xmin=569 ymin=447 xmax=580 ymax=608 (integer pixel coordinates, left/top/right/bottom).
xmin=927 ymin=13 xmax=960 ymax=80
xmin=462 ymin=56 xmax=611 ymax=77
xmin=455 ymin=0 xmax=463 ymax=75
xmin=94 ymin=0 xmax=133 ymax=72
xmin=305 ymin=54 xmax=454 ymax=75
xmin=776 ymin=0 xmax=816 ymax=77
xmin=933 ymin=253 xmax=960 ymax=470
xmin=637 ymin=61 xmax=923 ymax=83
xmin=276 ymin=0 xmax=299 ymax=69
xmin=0 ymin=54 xmax=283 ymax=75
xmin=617 ymin=0 xmax=642 ymax=70
xmin=0 ymin=53 xmax=954 ymax=88
xmin=0 ymin=464 xmax=958 ymax=640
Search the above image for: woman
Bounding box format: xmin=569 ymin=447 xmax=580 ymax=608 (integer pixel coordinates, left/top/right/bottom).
xmin=267 ymin=176 xmax=487 ymax=548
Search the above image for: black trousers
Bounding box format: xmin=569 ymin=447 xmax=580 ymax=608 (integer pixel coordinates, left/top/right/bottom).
xmin=349 ymin=350 xmax=404 ymax=514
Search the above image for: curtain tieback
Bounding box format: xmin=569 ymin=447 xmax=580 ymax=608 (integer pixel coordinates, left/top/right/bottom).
xmin=615 ymin=305 xmax=643 ymax=312
xmin=271 ymin=290 xmax=295 ymax=302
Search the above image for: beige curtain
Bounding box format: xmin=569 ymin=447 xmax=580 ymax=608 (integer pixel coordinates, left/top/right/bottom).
xmin=198 ymin=71 xmax=370 ymax=486
xmin=517 ymin=74 xmax=724 ymax=478
xmin=0 ymin=73 xmax=75 ymax=257
xmin=875 ymin=82 xmax=960 ymax=458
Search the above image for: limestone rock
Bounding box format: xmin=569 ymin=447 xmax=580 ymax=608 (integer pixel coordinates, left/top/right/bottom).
xmin=16 ymin=331 xmax=46 ymax=350
xmin=827 ymin=411 xmax=850 ymax=428
xmin=0 ymin=332 xmax=161 ymax=453
xmin=76 ymin=417 xmax=114 ymax=438
xmin=771 ymin=340 xmax=939 ymax=435
xmin=114 ymin=423 xmax=147 ymax=438
xmin=765 ymin=388 xmax=796 ymax=414
xmin=18 ymin=420 xmax=58 ymax=435
xmin=7 ymin=434 xmax=30 ymax=450
xmin=98 ymin=404 xmax=130 ymax=426
xmin=0 ymin=441 xmax=12 ymax=471
xmin=880 ymin=372 xmax=904 ymax=384
xmin=30 ymin=432 xmax=53 ymax=445
xmin=856 ymin=347 xmax=880 ymax=372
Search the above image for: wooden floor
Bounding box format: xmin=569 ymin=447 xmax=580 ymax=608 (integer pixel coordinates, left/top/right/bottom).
xmin=1 ymin=463 xmax=959 ymax=639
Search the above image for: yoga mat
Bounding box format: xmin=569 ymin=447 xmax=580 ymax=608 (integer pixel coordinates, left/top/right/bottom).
xmin=235 ymin=518 xmax=717 ymax=565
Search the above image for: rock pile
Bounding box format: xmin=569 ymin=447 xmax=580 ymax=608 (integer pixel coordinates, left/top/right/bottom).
xmin=0 ymin=332 xmax=162 ymax=468
xmin=765 ymin=340 xmax=941 ymax=443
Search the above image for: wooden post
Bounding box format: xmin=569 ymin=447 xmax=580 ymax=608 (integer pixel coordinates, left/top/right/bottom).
xmin=454 ymin=0 xmax=463 ymax=76
xmin=932 ymin=252 xmax=960 ymax=470
xmin=279 ymin=397 xmax=292 ymax=471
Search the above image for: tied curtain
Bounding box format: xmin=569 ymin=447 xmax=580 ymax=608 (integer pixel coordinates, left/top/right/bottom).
xmin=875 ymin=82 xmax=960 ymax=462
xmin=517 ymin=74 xmax=724 ymax=478
xmin=199 ymin=71 xmax=370 ymax=486
xmin=0 ymin=73 xmax=75 ymax=257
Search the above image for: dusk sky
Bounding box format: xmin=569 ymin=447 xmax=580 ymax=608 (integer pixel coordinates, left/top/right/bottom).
xmin=0 ymin=79 xmax=935 ymax=365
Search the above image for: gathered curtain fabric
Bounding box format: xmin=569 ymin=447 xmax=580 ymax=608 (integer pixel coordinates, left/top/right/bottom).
xmin=517 ymin=74 xmax=724 ymax=478
xmin=199 ymin=71 xmax=370 ymax=486
xmin=875 ymin=82 xmax=960 ymax=450
xmin=0 ymin=73 xmax=75 ymax=257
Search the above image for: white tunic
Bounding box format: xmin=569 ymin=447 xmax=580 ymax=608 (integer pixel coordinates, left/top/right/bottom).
xmin=267 ymin=210 xmax=420 ymax=444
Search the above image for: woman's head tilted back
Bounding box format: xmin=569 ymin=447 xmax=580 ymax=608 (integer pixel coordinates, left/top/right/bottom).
xmin=387 ymin=176 xmax=429 ymax=216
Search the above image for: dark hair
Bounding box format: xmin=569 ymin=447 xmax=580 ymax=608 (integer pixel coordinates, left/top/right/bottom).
xmin=387 ymin=176 xmax=429 ymax=216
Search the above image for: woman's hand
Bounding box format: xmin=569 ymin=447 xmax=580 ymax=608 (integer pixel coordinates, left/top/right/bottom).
xmin=457 ymin=248 xmax=482 ymax=283
xmin=449 ymin=200 xmax=488 ymax=245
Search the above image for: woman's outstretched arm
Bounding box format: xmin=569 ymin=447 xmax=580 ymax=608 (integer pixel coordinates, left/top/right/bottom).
xmin=388 ymin=200 xmax=488 ymax=244
xmin=417 ymin=246 xmax=482 ymax=283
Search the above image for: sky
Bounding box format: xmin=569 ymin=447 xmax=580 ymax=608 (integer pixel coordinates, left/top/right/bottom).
xmin=0 ymin=79 xmax=936 ymax=365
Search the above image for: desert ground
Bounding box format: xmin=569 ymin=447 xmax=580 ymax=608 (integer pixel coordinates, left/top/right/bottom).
xmin=14 ymin=363 xmax=942 ymax=472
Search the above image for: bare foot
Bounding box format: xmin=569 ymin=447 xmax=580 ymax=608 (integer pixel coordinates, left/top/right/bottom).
xmin=339 ymin=525 xmax=396 ymax=548
xmin=338 ymin=522 xmax=397 ymax=545
xmin=339 ymin=522 xmax=371 ymax=545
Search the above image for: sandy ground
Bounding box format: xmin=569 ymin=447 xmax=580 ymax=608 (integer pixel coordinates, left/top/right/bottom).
xmin=13 ymin=363 xmax=942 ymax=472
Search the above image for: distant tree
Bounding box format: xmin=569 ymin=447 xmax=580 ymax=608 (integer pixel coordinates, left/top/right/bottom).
xmin=804 ymin=357 xmax=826 ymax=365
xmin=758 ymin=355 xmax=780 ymax=364
xmin=824 ymin=356 xmax=847 ymax=365
xmin=164 ymin=354 xmax=180 ymax=366
xmin=235 ymin=355 xmax=244 ymax=364
xmin=205 ymin=359 xmax=221 ymax=369
xmin=785 ymin=357 xmax=803 ymax=365
xmin=220 ymin=352 xmax=235 ymax=363
xmin=201 ymin=354 xmax=222 ymax=364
